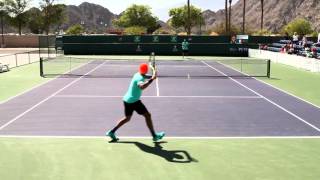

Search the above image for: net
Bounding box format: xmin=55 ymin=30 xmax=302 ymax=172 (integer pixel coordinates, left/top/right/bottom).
xmin=40 ymin=54 xmax=271 ymax=78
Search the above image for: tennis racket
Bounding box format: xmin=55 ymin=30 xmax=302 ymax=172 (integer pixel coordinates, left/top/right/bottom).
xmin=149 ymin=52 xmax=157 ymax=78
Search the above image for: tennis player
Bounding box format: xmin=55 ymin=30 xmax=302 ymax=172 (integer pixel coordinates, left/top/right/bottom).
xmin=182 ymin=39 xmax=189 ymax=58
xmin=106 ymin=63 xmax=165 ymax=142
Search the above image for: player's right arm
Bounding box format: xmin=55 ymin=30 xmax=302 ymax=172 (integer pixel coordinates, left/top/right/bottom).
xmin=138 ymin=71 xmax=157 ymax=90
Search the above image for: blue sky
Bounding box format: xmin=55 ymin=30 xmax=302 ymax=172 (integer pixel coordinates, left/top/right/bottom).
xmin=31 ymin=0 xmax=239 ymax=21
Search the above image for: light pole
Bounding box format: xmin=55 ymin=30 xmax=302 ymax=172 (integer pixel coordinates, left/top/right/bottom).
xmin=187 ymin=0 xmax=191 ymax=36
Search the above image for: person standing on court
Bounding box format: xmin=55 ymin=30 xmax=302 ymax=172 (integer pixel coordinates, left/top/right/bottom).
xmin=106 ymin=63 xmax=165 ymax=142
xmin=182 ymin=39 xmax=189 ymax=58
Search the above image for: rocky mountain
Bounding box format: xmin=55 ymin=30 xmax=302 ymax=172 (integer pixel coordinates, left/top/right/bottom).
xmin=4 ymin=1 xmax=320 ymax=35
xmin=203 ymin=0 xmax=320 ymax=33
xmin=62 ymin=2 xmax=118 ymax=33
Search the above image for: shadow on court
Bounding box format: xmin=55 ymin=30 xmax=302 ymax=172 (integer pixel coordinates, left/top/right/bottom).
xmin=113 ymin=141 xmax=198 ymax=163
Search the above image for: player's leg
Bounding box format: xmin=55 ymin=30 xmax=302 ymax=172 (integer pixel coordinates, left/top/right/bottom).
xmin=110 ymin=115 xmax=132 ymax=133
xmin=106 ymin=116 xmax=131 ymax=141
xmin=106 ymin=101 xmax=133 ymax=141
xmin=142 ymin=112 xmax=156 ymax=137
xmin=135 ymin=100 xmax=165 ymax=141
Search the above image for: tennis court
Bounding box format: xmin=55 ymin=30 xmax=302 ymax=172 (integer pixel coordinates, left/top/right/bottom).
xmin=1 ymin=55 xmax=320 ymax=180
xmin=0 ymin=55 xmax=320 ymax=138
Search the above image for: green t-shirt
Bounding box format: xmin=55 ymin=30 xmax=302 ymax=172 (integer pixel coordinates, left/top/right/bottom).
xmin=123 ymin=72 xmax=145 ymax=103
xmin=182 ymin=41 xmax=189 ymax=50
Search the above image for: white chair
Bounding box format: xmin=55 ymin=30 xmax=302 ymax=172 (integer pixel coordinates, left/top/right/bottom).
xmin=0 ymin=63 xmax=9 ymax=73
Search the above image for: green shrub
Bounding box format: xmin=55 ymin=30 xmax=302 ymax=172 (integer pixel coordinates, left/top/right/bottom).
xmin=283 ymin=18 xmax=313 ymax=36
xmin=66 ymin=24 xmax=84 ymax=35
xmin=123 ymin=26 xmax=147 ymax=35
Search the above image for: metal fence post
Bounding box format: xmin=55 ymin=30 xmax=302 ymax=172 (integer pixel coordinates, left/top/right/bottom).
xmin=28 ymin=52 xmax=31 ymax=64
xmin=15 ymin=54 xmax=18 ymax=67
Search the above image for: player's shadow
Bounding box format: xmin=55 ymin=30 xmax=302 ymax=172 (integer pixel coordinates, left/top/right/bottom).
xmin=115 ymin=141 xmax=198 ymax=163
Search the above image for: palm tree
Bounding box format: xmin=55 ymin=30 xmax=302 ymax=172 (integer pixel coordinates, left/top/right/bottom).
xmin=228 ymin=0 xmax=232 ymax=34
xmin=0 ymin=0 xmax=6 ymax=47
xmin=187 ymin=0 xmax=191 ymax=35
xmin=225 ymin=0 xmax=228 ymax=34
xmin=242 ymin=0 xmax=246 ymax=34
xmin=261 ymin=0 xmax=264 ymax=31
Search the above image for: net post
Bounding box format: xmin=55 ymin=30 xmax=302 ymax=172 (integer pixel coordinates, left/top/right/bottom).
xmin=240 ymin=57 xmax=243 ymax=72
xmin=40 ymin=57 xmax=44 ymax=77
xmin=267 ymin=59 xmax=271 ymax=78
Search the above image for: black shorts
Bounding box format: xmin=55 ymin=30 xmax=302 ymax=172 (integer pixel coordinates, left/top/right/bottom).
xmin=183 ymin=49 xmax=189 ymax=53
xmin=124 ymin=100 xmax=149 ymax=116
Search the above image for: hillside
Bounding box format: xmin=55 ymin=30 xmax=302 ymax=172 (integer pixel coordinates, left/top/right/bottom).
xmin=3 ymin=1 xmax=320 ymax=34
xmin=63 ymin=2 xmax=117 ymax=33
xmin=203 ymin=0 xmax=320 ymax=33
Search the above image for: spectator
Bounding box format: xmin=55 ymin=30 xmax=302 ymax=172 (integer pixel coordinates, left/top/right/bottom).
xmin=312 ymin=47 xmax=317 ymax=57
xmin=318 ymin=32 xmax=320 ymax=43
xmin=288 ymin=42 xmax=294 ymax=54
xmin=305 ymin=47 xmax=313 ymax=58
xmin=302 ymin=35 xmax=307 ymax=48
xmin=292 ymin=32 xmax=299 ymax=45
xmin=284 ymin=42 xmax=290 ymax=53
xmin=230 ymin=35 xmax=236 ymax=44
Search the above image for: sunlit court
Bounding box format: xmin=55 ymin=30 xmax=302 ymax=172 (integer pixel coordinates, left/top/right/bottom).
xmin=1 ymin=0 xmax=320 ymax=179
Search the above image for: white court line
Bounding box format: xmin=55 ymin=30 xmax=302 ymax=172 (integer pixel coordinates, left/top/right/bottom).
xmin=101 ymin=64 xmax=208 ymax=68
xmin=212 ymin=60 xmax=320 ymax=110
xmin=202 ymin=61 xmax=320 ymax=133
xmin=0 ymin=60 xmax=92 ymax=105
xmin=0 ymin=77 xmax=56 ymax=105
xmin=53 ymin=95 xmax=262 ymax=99
xmin=0 ymin=135 xmax=319 ymax=139
xmin=156 ymin=78 xmax=160 ymax=96
xmin=0 ymin=61 xmax=107 ymax=131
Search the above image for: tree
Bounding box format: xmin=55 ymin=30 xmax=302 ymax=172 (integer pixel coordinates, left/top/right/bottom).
xmin=187 ymin=0 xmax=190 ymax=35
xmin=211 ymin=22 xmax=240 ymax=35
xmin=25 ymin=7 xmax=43 ymax=34
xmin=283 ymin=18 xmax=313 ymax=36
xmin=6 ymin=0 xmax=29 ymax=35
xmin=228 ymin=0 xmax=232 ymax=34
xmin=169 ymin=5 xmax=204 ymax=33
xmin=123 ymin=26 xmax=146 ymax=35
xmin=225 ymin=0 xmax=228 ymax=34
xmin=66 ymin=24 xmax=84 ymax=35
xmin=113 ymin=4 xmax=158 ymax=34
xmin=242 ymin=0 xmax=246 ymax=34
xmin=1 ymin=0 xmax=8 ymax=47
xmin=40 ymin=0 xmax=67 ymax=34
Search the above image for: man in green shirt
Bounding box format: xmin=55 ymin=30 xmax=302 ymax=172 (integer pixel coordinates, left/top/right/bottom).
xmin=182 ymin=39 xmax=189 ymax=58
xmin=106 ymin=63 xmax=165 ymax=142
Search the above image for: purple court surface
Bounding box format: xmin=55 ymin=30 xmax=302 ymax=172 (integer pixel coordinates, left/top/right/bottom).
xmin=1 ymin=60 xmax=320 ymax=137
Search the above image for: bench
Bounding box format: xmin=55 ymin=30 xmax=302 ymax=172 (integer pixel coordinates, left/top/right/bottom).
xmin=0 ymin=63 xmax=10 ymax=73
